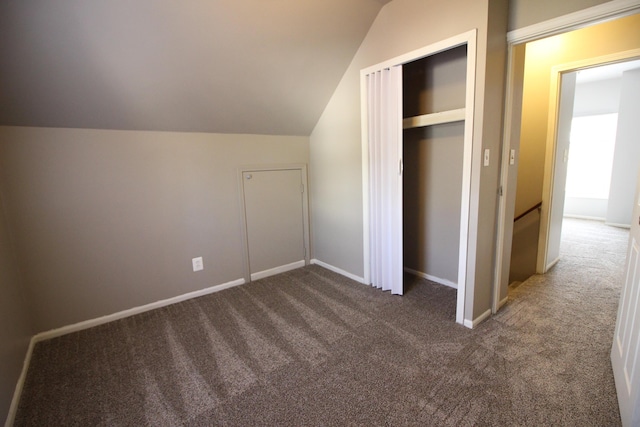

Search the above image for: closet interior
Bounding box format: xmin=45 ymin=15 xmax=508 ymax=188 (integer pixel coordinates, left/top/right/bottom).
xmin=402 ymin=44 xmax=468 ymax=291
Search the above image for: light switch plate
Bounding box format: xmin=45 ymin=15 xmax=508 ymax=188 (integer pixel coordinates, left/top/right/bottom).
xmin=192 ymin=257 xmax=204 ymax=272
xmin=510 ymin=149 xmax=515 ymax=165
xmin=484 ymin=149 xmax=490 ymax=167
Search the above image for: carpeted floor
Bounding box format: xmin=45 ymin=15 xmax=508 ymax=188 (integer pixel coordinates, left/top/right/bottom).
xmin=14 ymin=218 xmax=627 ymax=426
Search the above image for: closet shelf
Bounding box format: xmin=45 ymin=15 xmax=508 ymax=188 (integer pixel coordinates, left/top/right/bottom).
xmin=402 ymin=108 xmax=466 ymax=129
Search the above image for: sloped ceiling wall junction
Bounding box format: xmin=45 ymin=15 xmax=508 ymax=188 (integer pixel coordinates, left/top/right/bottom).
xmin=0 ymin=0 xmax=390 ymax=135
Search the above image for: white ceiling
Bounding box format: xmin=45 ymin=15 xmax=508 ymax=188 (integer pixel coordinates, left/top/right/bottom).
xmin=576 ymin=59 xmax=640 ymax=84
xmin=0 ymin=0 xmax=391 ymax=135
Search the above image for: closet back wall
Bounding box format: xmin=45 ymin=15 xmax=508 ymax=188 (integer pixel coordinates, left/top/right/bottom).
xmin=404 ymin=124 xmax=464 ymax=286
xmin=0 ymin=127 xmax=309 ymax=332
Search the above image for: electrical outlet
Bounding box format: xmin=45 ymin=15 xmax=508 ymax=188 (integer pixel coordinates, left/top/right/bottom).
xmin=192 ymin=257 xmax=204 ymax=272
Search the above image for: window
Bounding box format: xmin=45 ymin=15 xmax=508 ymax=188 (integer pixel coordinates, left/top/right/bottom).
xmin=565 ymin=113 xmax=618 ymax=199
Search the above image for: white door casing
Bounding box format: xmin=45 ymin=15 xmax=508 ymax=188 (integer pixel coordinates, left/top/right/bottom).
xmin=539 ymin=71 xmax=576 ymax=272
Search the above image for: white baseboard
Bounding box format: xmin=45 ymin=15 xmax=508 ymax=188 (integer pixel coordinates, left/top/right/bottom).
xmin=498 ymin=296 xmax=509 ymax=310
xmin=545 ymin=257 xmax=560 ymax=273
xmin=251 ymin=260 xmax=305 ymax=281
xmin=563 ymin=214 xmax=605 ymax=221
xmin=35 ymin=277 xmax=246 ymax=342
xmin=5 ymin=276 xmax=245 ymax=427
xmin=604 ymin=222 xmax=631 ymax=229
xmin=310 ymin=259 xmax=366 ymax=284
xmin=463 ymin=308 xmax=492 ymax=329
xmin=404 ymin=267 xmax=458 ymax=289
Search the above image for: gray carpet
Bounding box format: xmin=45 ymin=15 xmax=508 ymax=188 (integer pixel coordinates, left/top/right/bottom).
xmin=14 ymin=218 xmax=626 ymax=426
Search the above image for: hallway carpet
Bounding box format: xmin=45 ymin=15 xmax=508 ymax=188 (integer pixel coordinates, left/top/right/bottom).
xmin=14 ymin=219 xmax=626 ymax=426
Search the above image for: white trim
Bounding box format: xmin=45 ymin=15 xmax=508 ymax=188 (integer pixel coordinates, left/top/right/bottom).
xmin=404 ymin=267 xmax=458 ymax=289
xmin=546 ymin=257 xmax=560 ymax=272
xmin=250 ymin=260 xmax=305 ymax=281
xmin=4 ymin=276 xmax=245 ymax=427
xmin=34 ymin=278 xmax=245 ymax=342
xmin=605 ymin=222 xmax=632 ymax=229
xmin=463 ymin=308 xmax=492 ymax=329
xmin=361 ymin=29 xmax=477 ymax=328
xmin=498 ymin=296 xmax=509 ymax=310
xmin=310 ymin=259 xmax=366 ymax=284
xmin=537 ymin=65 xmax=564 ymax=274
xmin=457 ymin=30 xmax=477 ymax=328
xmin=507 ymin=0 xmax=640 ymax=44
xmin=564 ymin=214 xmax=606 ymax=221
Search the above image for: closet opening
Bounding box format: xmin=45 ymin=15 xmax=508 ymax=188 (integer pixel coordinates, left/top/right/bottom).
xmin=361 ymin=30 xmax=477 ymax=326
xmin=402 ymin=45 xmax=467 ymax=306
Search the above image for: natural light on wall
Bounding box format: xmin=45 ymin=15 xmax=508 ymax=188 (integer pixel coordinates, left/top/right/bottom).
xmin=565 ymin=113 xmax=618 ymax=199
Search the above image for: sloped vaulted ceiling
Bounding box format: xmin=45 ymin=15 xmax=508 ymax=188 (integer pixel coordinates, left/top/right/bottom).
xmin=0 ymin=0 xmax=390 ymax=135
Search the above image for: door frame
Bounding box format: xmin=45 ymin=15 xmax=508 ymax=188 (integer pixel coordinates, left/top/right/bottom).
xmin=238 ymin=164 xmax=311 ymax=283
xmin=493 ymin=0 xmax=640 ymax=314
xmin=538 ymin=52 xmax=640 ymax=274
xmin=360 ymin=29 xmax=477 ymax=326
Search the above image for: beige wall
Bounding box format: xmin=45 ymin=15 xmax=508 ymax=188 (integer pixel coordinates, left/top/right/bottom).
xmin=508 ymin=0 xmax=613 ymax=30
xmin=310 ymin=0 xmax=508 ymax=321
xmin=473 ymin=0 xmax=510 ymax=315
xmin=0 ymin=179 xmax=32 ymax=423
xmin=0 ymin=127 xmax=309 ymax=332
xmin=516 ymin=13 xmax=640 ymax=218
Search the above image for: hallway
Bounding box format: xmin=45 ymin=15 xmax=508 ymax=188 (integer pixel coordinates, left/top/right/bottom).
xmin=510 ymin=217 xmax=628 ymax=298
xmin=493 ymin=218 xmax=627 ymax=424
xmin=506 ymin=217 xmax=628 ymax=335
